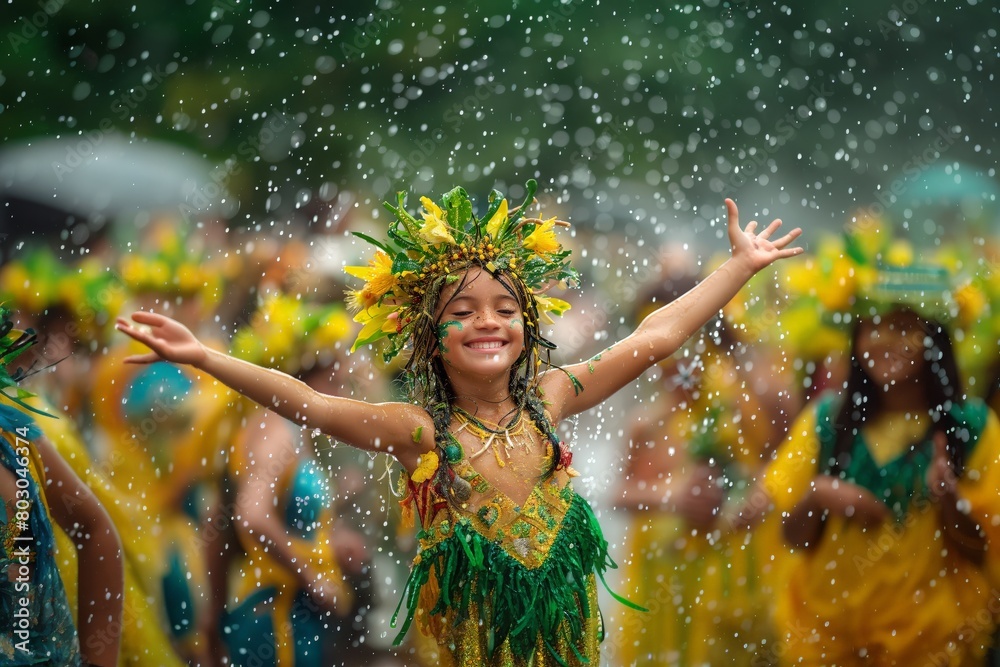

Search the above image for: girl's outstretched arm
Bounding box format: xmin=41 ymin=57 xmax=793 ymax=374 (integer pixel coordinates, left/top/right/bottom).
xmin=542 ymin=198 xmax=802 ymax=422
xmin=115 ymin=312 xmax=433 ymax=470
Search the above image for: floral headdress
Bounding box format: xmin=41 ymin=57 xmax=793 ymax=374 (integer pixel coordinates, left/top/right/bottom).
xmin=0 ymin=247 xmax=127 ymax=344
xmin=119 ymin=222 xmax=240 ymax=305
xmin=345 ymin=180 xmax=578 ymax=362
xmin=773 ymin=214 xmax=998 ymax=381
xmin=0 ymin=303 xmax=51 ymax=419
xmin=231 ymin=292 xmax=354 ymax=375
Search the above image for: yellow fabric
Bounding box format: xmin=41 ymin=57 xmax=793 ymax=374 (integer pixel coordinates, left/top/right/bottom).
xmin=90 ymin=345 xmax=237 ymax=659
xmin=227 ymin=412 xmax=350 ymax=667
xmin=616 ymin=347 xmax=783 ymax=667
xmin=763 ymin=404 xmax=1000 ymax=666
xmin=28 ymin=395 xmax=186 ymax=667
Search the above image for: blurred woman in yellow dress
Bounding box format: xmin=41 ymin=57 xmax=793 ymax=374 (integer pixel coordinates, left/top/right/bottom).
xmin=89 ymin=222 xmax=241 ymax=663
xmin=0 ymin=303 xmax=124 ymax=666
xmin=765 ymin=228 xmax=1000 ymax=665
xmin=615 ymin=259 xmax=799 ymax=667
xmin=1 ymin=250 xmax=186 ymax=666
xmin=220 ymin=291 xmax=379 ymax=666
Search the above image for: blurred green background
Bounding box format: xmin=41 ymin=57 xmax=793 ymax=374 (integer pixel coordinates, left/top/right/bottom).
xmin=1 ymin=0 xmax=998 ymax=248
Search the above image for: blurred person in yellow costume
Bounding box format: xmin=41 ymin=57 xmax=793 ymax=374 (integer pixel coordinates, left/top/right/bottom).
xmin=219 ymin=291 xmax=385 ymax=666
xmin=0 ymin=246 xmax=128 ymax=436
xmin=0 ymin=249 xmax=187 ymax=665
xmin=89 ymin=217 xmax=243 ymax=664
xmin=615 ymin=247 xmax=800 ymax=667
xmin=0 ymin=303 xmax=124 ymax=667
xmin=763 ymin=222 xmax=1000 ymax=666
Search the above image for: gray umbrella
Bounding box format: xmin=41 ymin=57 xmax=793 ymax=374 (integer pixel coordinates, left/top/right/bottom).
xmin=0 ymin=134 xmax=227 ymax=223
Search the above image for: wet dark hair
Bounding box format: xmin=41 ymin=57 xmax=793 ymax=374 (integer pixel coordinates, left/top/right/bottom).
xmin=399 ymin=263 xmax=565 ymax=475
xmin=829 ymin=308 xmax=968 ymax=475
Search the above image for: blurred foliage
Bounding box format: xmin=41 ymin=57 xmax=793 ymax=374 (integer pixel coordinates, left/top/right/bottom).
xmin=2 ymin=0 xmax=998 ymax=234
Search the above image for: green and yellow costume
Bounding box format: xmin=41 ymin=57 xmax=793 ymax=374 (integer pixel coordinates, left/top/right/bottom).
xmin=616 ymin=346 xmax=784 ymax=667
xmin=765 ymin=393 xmax=1000 ymax=666
xmin=395 ymin=430 xmax=626 ymax=666
xmin=346 ymin=183 xmax=639 ymax=665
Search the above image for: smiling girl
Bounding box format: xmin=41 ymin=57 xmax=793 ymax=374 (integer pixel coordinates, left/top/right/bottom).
xmin=116 ymin=181 xmax=801 ymax=666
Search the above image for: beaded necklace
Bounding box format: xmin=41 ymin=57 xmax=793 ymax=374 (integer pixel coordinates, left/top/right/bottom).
xmin=452 ymin=406 xmax=540 ymax=469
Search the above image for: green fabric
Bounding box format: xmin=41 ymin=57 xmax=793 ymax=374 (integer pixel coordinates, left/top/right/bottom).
xmin=815 ymin=393 xmax=987 ymax=521
xmin=392 ymin=492 xmax=642 ymax=664
xmin=163 ymin=547 xmax=197 ymax=639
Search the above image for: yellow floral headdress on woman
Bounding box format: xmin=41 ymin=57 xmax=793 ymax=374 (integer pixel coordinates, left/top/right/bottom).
xmin=773 ymin=213 xmax=991 ymax=370
xmin=119 ymin=221 xmax=241 ymax=305
xmin=0 ymin=247 xmax=127 ymax=344
xmin=231 ymin=293 xmax=354 ymax=375
xmin=345 ymin=179 xmax=578 ymax=362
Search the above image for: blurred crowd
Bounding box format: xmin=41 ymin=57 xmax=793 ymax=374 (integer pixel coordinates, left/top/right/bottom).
xmin=3 ymin=205 xmax=1000 ymax=667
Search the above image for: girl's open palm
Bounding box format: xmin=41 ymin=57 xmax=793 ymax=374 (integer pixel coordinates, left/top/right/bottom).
xmin=726 ymin=198 xmax=803 ymax=271
xmin=115 ymin=311 xmax=207 ymax=366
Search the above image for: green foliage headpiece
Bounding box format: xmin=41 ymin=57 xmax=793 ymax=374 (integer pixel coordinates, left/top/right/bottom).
xmin=344 ymin=179 xmax=579 ymax=362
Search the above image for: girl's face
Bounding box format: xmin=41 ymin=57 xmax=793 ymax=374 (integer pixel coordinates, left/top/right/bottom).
xmin=435 ymin=268 xmax=526 ymax=379
xmin=854 ymin=309 xmax=927 ymax=388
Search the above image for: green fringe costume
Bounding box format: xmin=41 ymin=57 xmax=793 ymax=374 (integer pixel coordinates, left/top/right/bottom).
xmin=393 ymin=438 xmax=637 ymax=666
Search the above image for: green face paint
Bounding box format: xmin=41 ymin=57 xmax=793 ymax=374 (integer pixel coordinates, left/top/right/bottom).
xmin=437 ymin=320 xmax=463 ymax=353
xmin=510 ymin=318 xmax=523 ymax=329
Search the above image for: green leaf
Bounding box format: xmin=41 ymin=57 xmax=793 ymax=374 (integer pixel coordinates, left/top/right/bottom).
xmin=392 ymin=253 xmax=421 ymax=275
xmin=352 ymin=231 xmax=393 ymax=255
xmin=508 ymin=179 xmax=538 ymax=228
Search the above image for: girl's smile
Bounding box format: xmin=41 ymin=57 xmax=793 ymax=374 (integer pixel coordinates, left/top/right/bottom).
xmin=436 ymin=268 xmax=525 ymax=376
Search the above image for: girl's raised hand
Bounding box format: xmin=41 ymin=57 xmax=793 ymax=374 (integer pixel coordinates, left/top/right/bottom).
xmin=726 ymin=198 xmax=803 ymax=272
xmin=115 ymin=311 xmax=208 ymax=366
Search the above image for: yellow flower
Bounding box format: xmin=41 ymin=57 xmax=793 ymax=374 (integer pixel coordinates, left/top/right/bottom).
xmin=815 ymin=256 xmax=858 ymax=312
xmin=533 ymin=294 xmax=571 ymax=324
xmin=351 ymin=302 xmax=397 ymax=352
xmin=485 ymin=198 xmax=508 ymax=239
xmin=848 ymin=214 xmax=887 ymax=262
xmin=177 ymin=264 xmax=202 ymax=293
xmin=418 ymin=196 xmax=456 ymax=246
xmin=884 ymin=240 xmax=914 ymax=267
xmin=779 ymin=257 xmax=818 ymax=298
xmin=523 ymin=218 xmax=560 ymax=256
xmin=310 ymin=310 xmax=353 ymax=351
xmin=344 ymin=251 xmax=397 ymax=302
xmin=410 ymin=450 xmax=439 ymax=484
xmin=345 ymin=288 xmax=372 ymax=313
xmin=954 ymin=281 xmax=987 ymax=327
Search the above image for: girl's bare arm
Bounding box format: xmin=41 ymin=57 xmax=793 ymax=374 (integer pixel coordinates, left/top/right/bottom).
xmin=543 ymin=199 xmax=802 ymax=422
xmin=116 ymin=312 xmax=433 ymax=470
